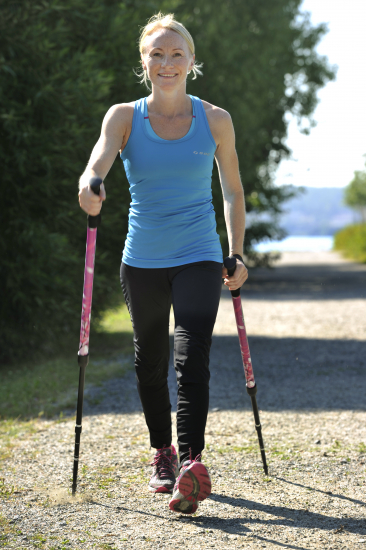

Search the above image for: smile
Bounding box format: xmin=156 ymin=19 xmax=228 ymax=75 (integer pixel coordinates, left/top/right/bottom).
xmin=158 ymin=74 xmax=177 ymax=78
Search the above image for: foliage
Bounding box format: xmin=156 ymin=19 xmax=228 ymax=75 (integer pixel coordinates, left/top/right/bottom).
xmin=333 ymin=224 xmax=366 ymax=263
xmin=175 ymin=0 xmax=336 ymax=248
xmin=0 ymin=0 xmax=140 ymax=362
xmin=0 ymin=0 xmax=335 ymax=362
xmin=344 ymin=166 xmax=366 ymax=222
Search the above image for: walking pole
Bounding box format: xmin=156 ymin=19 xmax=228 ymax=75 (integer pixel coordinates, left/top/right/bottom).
xmin=72 ymin=176 xmax=102 ymax=495
xmin=224 ymin=256 xmax=268 ymax=475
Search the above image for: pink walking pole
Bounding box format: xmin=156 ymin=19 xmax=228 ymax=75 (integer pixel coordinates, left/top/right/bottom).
xmin=72 ymin=177 xmax=102 ymax=495
xmin=224 ymin=256 xmax=268 ymax=475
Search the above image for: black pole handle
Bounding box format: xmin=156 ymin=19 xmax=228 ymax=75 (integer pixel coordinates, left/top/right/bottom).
xmin=223 ymin=256 xmax=240 ymax=298
xmin=87 ymin=177 xmax=103 ymax=229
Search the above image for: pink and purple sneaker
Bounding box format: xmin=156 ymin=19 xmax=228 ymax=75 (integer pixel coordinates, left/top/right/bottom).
xmin=169 ymin=453 xmax=211 ymax=514
xmin=148 ymin=445 xmax=179 ymax=493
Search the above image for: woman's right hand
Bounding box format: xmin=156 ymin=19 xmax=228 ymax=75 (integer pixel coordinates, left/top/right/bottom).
xmin=78 ymin=182 xmax=106 ymax=216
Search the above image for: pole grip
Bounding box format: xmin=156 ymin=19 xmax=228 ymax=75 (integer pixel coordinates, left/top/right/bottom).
xmin=87 ymin=177 xmax=103 ymax=229
xmin=223 ymin=256 xmax=240 ymax=298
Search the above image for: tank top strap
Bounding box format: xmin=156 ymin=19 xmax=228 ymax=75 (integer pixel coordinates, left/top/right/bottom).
xmin=127 ymin=98 xmax=144 ymax=143
xmin=191 ymin=96 xmax=217 ymax=149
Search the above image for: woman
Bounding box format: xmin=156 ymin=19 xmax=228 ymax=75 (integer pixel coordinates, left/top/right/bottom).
xmin=79 ymin=13 xmax=248 ymax=514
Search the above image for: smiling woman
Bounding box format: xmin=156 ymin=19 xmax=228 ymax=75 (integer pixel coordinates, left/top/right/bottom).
xmin=78 ymin=11 xmax=248 ymax=516
xmin=136 ymin=13 xmax=203 ymax=89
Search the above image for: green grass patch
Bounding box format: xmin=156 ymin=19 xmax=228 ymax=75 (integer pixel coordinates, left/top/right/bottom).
xmin=31 ymin=533 xmax=47 ymax=548
xmin=215 ymin=444 xmax=258 ymax=455
xmin=270 ymin=447 xmax=291 ymax=460
xmin=0 ymin=303 xmax=134 ymax=420
xmin=0 ymin=512 xmax=16 ymax=545
xmin=0 ymin=478 xmax=15 ymax=498
xmin=334 ymin=223 xmax=366 ymax=263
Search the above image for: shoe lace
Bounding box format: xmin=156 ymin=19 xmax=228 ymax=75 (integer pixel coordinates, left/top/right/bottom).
xmin=178 ymin=448 xmax=202 ymax=479
xmin=151 ymin=447 xmax=174 ymax=479
xmin=188 ymin=447 xmax=201 ymax=464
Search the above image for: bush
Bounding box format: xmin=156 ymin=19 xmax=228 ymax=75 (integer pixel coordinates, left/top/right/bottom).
xmin=334 ymin=224 xmax=366 ymax=263
xmin=0 ymin=0 xmax=335 ymax=362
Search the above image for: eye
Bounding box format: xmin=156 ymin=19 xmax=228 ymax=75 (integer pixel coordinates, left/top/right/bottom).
xmin=173 ymin=52 xmax=183 ymax=57
xmin=152 ymin=52 xmax=162 ymax=57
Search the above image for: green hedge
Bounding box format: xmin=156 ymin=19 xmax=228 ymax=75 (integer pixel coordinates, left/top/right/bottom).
xmin=334 ymin=224 xmax=366 ymax=263
xmin=0 ymin=0 xmax=335 ymax=363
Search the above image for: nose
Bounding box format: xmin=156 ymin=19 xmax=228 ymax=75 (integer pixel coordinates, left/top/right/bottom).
xmin=160 ymin=54 xmax=174 ymax=67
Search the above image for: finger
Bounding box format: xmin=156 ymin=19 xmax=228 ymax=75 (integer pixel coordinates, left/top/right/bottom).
xmin=100 ymin=183 xmax=106 ymax=201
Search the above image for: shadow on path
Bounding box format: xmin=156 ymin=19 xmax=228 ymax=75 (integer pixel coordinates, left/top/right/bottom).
xmin=239 ymin=257 xmax=366 ymax=300
xmin=209 ymin=335 xmax=366 ymax=412
xmin=83 ymin=254 xmax=366 ymax=415
xmin=83 ymin=334 xmax=366 ymax=415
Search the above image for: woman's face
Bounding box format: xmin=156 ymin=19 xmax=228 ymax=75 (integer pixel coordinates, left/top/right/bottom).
xmin=141 ymin=28 xmax=195 ymax=90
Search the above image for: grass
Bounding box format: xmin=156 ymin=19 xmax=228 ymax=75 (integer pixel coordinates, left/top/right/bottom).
xmin=0 ymin=302 xmax=134 ymax=420
xmin=334 ymin=223 xmax=366 ymax=263
xmin=0 ymin=478 xmax=14 ymax=498
xmin=215 ymin=444 xmax=258 ymax=455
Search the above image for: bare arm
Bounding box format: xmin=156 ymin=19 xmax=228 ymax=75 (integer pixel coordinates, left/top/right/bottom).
xmin=78 ymin=104 xmax=133 ymax=215
xmin=211 ymin=108 xmax=248 ymax=289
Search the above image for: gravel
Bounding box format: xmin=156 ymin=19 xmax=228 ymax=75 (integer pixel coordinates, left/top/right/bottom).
xmin=1 ymin=251 xmax=365 ymax=550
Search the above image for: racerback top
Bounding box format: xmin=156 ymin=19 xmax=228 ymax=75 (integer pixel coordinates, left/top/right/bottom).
xmin=120 ymin=95 xmax=223 ymax=268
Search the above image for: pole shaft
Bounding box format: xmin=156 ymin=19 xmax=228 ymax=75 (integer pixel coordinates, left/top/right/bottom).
xmin=232 ymin=293 xmax=268 ymax=473
xmin=224 ymin=255 xmax=268 ymax=474
xmin=72 ymin=226 xmax=98 ymax=495
xmin=232 ymin=295 xmax=255 ymax=387
xmin=72 ymin=360 xmax=87 ymax=494
xmin=250 ymin=394 xmax=268 ymax=475
xmin=78 ymin=228 xmax=97 ymax=357
xmin=72 ymin=177 xmax=102 ymax=495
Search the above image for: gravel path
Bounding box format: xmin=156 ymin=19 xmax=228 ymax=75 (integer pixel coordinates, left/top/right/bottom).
xmin=1 ymin=251 xmax=366 ymax=550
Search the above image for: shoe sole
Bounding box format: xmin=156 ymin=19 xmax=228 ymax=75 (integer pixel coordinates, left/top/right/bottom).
xmin=169 ymin=462 xmax=211 ymax=514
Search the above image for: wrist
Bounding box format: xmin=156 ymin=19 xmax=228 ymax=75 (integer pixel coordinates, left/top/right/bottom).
xmin=230 ymin=252 xmax=244 ymax=263
xmin=79 ymin=171 xmax=96 ymax=191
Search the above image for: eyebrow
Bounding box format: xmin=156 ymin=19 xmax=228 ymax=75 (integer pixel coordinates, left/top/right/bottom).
xmin=150 ymin=47 xmax=185 ymax=51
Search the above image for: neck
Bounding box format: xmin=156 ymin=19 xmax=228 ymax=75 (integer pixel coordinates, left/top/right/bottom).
xmin=148 ymin=85 xmax=191 ymax=117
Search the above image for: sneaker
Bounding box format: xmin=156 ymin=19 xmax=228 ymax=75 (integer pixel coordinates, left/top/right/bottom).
xmin=169 ymin=453 xmax=211 ymax=514
xmin=148 ymin=445 xmax=179 ymax=493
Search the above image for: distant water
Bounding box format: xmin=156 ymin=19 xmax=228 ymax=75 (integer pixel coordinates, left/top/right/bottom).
xmin=254 ymin=235 xmax=334 ymax=253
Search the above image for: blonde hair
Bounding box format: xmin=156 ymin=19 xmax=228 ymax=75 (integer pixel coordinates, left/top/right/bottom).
xmin=136 ymin=13 xmax=203 ymax=89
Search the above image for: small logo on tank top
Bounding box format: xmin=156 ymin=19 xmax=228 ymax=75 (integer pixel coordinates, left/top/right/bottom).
xmin=193 ymin=151 xmax=209 ymax=156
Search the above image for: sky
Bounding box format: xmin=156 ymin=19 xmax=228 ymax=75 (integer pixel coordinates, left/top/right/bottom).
xmin=275 ymin=0 xmax=366 ymax=189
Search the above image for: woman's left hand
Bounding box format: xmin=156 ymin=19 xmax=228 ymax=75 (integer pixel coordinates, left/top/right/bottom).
xmin=222 ymin=257 xmax=248 ymax=291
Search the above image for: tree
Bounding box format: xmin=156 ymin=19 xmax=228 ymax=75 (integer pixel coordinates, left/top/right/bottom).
xmin=173 ymin=0 xmax=336 ymax=250
xmin=0 ymin=0 xmax=335 ymax=361
xmin=344 ymin=166 xmax=366 ymax=223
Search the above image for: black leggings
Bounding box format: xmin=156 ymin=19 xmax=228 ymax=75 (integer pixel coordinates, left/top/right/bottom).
xmin=120 ymin=261 xmax=222 ymax=464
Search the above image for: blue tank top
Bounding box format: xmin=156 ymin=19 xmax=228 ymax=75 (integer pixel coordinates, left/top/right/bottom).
xmin=144 ymin=95 xmax=196 ymax=140
xmin=121 ymin=95 xmax=223 ymax=268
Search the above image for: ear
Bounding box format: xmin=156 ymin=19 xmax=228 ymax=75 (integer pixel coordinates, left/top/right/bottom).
xmin=140 ymin=54 xmax=147 ymax=71
xmin=190 ymin=54 xmax=195 ymax=71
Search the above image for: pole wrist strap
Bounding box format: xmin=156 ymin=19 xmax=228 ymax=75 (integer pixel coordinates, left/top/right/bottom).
xmin=233 ymin=253 xmax=244 ymax=264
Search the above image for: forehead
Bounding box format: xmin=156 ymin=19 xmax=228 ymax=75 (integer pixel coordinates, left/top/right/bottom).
xmin=143 ymin=28 xmax=189 ymax=53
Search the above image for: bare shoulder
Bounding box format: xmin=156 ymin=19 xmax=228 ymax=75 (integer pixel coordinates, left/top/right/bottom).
xmin=103 ymin=101 xmax=135 ymax=127
xmin=101 ymin=102 xmax=135 ymax=150
xmin=201 ymin=100 xmax=231 ymax=122
xmin=200 ymin=100 xmax=234 ymax=145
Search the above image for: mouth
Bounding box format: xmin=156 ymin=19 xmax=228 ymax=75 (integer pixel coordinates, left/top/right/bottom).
xmin=158 ymin=73 xmax=178 ymax=79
